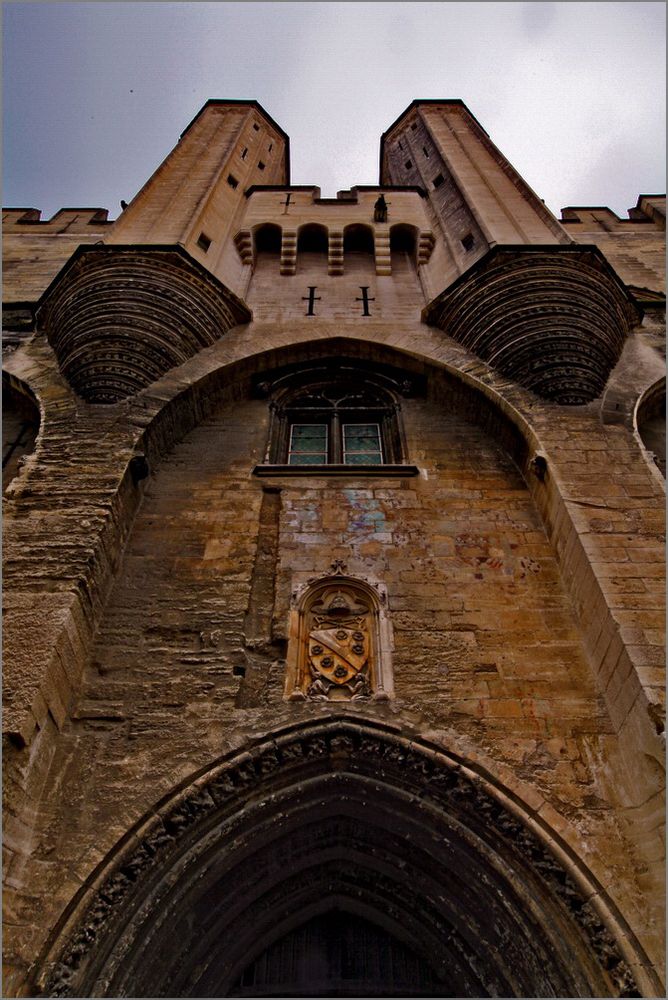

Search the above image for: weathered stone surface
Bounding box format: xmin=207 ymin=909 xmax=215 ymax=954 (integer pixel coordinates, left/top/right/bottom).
xmin=2 ymin=98 xmax=665 ymax=998
xmin=423 ymin=245 xmax=641 ymax=404
xmin=36 ymin=245 xmax=251 ymax=403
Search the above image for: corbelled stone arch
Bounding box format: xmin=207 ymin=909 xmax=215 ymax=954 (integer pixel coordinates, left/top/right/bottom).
xmin=253 ymin=221 xmax=282 ymax=256
xmin=390 ymin=221 xmax=419 ymax=268
xmin=343 ymin=222 xmax=375 ymax=256
xmin=296 ymin=221 xmax=328 ymax=254
xmin=33 ymin=719 xmax=648 ymax=998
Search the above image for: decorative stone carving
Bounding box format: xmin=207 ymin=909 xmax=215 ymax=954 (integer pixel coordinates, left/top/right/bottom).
xmin=38 ymin=720 xmax=641 ymax=1000
xmin=286 ymin=573 xmax=393 ymax=701
xmin=423 ymin=245 xmax=641 ymax=404
xmin=305 ymin=590 xmax=372 ymax=700
xmin=36 ymin=245 xmax=252 ymax=403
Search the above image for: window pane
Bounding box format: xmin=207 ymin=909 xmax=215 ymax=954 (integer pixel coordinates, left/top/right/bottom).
xmin=345 ymin=453 xmax=383 ymax=465
xmin=292 ymin=453 xmax=327 ymax=465
xmin=343 ymin=423 xmax=382 ymax=464
xmin=288 ymin=423 xmax=327 ymax=465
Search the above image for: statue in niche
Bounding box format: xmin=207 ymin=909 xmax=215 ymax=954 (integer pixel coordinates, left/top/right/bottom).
xmin=373 ymin=194 xmax=388 ymax=223
xmin=297 ymin=585 xmax=373 ymax=701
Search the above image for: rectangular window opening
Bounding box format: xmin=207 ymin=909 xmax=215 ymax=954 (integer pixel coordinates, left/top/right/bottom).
xmin=422 ymin=146 xmax=430 ymax=158
xmin=288 ymin=424 xmax=328 ymax=465
xmin=258 ymin=161 xmax=266 ymax=171
xmin=227 ymin=174 xmax=239 ymax=189
xmin=196 ymin=232 xmax=211 ymax=252
xmin=461 ymin=232 xmax=475 ymax=252
xmin=252 ymin=123 xmax=260 ymax=131
xmin=433 ymin=173 xmax=445 ymax=189
xmin=410 ymin=122 xmax=417 ymax=131
xmin=404 ymin=160 xmax=412 ymax=170
xmin=343 ymin=424 xmax=383 ymax=465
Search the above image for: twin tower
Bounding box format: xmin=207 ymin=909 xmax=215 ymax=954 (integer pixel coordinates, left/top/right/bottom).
xmin=3 ymin=99 xmax=665 ymax=998
xmin=34 ymin=99 xmax=641 ymax=408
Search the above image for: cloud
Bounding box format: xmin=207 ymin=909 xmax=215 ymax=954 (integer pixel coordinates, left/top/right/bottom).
xmin=521 ymin=2 xmax=557 ymax=39
xmin=2 ymin=2 xmax=665 ymax=216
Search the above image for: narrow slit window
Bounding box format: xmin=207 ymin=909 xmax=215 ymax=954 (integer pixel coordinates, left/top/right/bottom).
xmin=196 ymin=232 xmax=211 ymax=252
xmin=422 ymin=146 xmax=430 ymax=158
xmin=343 ymin=424 xmax=383 ymax=465
xmin=241 ymin=147 xmax=248 ymax=160
xmin=288 ymin=424 xmax=328 ymax=465
xmin=268 ymin=142 xmax=273 ymax=153
xmin=227 ymin=174 xmax=239 ymax=189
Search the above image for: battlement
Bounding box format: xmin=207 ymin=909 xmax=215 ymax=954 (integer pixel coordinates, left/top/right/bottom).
xmin=561 ymin=195 xmax=666 ymax=230
xmin=2 ymin=208 xmax=113 ymax=232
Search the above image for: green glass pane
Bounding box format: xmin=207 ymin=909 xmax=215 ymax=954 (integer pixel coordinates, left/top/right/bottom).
xmin=291 ymin=424 xmax=326 ymax=444
xmin=289 ymin=453 xmax=326 ymax=465
xmin=343 ymin=423 xmax=382 ymax=464
xmin=345 ymin=453 xmax=382 ymax=465
xmin=344 ymin=424 xmax=379 ymax=448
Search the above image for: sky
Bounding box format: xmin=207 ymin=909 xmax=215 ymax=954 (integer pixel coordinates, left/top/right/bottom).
xmin=2 ymin=2 xmax=666 ymax=222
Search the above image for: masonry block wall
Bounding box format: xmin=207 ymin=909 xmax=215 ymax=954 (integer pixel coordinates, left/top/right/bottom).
xmin=2 ymin=99 xmax=665 ymax=998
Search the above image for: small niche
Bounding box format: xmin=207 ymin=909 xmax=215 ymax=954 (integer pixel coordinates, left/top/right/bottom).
xmin=461 ymin=232 xmax=475 ymax=252
xmin=196 ymin=232 xmax=211 ymax=252
xmin=227 ymin=174 xmax=239 ymax=189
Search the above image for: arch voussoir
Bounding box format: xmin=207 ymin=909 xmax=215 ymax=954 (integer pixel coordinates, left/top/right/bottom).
xmin=37 ymin=718 xmax=644 ymax=998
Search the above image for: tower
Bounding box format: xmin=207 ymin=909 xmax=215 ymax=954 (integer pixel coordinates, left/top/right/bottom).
xmin=2 ymin=99 xmax=665 ymax=998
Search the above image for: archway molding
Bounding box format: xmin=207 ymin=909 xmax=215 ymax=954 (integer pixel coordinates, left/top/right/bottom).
xmin=34 ymin=717 xmax=649 ymax=998
xmin=634 ymin=375 xmax=666 ymax=483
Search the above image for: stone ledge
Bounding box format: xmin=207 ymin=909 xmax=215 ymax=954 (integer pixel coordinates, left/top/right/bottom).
xmin=253 ymin=463 xmax=420 ymax=478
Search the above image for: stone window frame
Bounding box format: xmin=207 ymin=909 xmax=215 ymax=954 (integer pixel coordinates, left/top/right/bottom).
xmin=285 ymin=570 xmax=394 ymax=702
xmin=252 ymin=366 xmax=419 ymax=478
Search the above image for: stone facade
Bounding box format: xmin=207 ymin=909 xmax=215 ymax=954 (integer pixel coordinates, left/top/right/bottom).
xmin=2 ymin=99 xmax=665 ymax=997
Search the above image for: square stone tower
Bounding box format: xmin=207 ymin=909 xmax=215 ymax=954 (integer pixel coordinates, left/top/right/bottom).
xmin=3 ymin=99 xmax=665 ymax=998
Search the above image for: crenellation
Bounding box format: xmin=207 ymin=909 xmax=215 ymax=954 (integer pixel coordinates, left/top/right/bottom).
xmin=2 ymin=97 xmax=665 ymax=999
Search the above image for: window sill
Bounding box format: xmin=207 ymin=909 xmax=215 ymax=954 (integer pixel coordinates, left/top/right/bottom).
xmin=252 ymin=464 xmax=420 ymax=478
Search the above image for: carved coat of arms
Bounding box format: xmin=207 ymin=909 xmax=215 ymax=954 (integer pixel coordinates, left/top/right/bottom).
xmin=304 ymin=588 xmax=372 ymax=700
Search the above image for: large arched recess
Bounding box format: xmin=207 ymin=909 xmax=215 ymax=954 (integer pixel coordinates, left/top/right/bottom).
xmin=36 ymin=719 xmax=641 ymax=998
xmin=137 ymin=335 xmax=536 ymax=481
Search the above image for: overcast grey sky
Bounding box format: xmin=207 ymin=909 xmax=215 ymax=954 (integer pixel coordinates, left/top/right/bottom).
xmin=3 ymin=2 xmax=665 ymax=221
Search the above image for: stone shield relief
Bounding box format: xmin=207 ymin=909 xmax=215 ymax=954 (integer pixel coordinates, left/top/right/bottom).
xmin=287 ymin=572 xmax=392 ymax=702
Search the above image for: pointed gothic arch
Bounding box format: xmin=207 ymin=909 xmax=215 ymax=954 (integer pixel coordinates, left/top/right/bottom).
xmin=35 ymin=719 xmax=644 ymax=998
